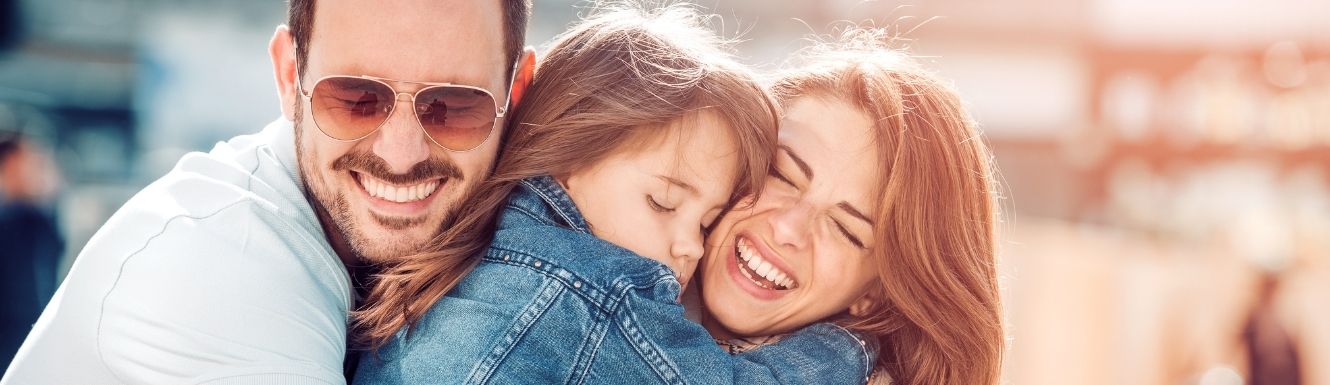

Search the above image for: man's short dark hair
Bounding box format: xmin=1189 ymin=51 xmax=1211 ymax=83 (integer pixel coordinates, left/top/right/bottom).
xmin=286 ymin=0 xmax=531 ymax=78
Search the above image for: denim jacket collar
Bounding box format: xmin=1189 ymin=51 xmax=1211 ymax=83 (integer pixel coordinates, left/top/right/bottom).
xmin=511 ymin=175 xmax=592 ymax=234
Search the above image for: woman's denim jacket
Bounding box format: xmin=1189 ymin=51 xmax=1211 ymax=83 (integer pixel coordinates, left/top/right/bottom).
xmin=354 ymin=176 xmax=876 ymax=385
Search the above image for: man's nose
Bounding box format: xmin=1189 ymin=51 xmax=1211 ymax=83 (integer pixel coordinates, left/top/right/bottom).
xmin=370 ymin=94 xmax=432 ymax=173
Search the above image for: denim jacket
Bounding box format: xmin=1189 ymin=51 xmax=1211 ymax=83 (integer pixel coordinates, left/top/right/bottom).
xmin=354 ymin=176 xmax=876 ymax=385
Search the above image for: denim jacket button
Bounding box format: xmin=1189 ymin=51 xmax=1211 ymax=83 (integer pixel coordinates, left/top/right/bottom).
xmin=573 ymin=281 xmax=582 ymax=288
xmin=534 ymin=261 xmax=543 ymax=268
xmin=503 ymin=255 xmax=511 ymax=261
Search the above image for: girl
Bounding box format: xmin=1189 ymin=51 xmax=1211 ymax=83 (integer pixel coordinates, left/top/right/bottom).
xmin=353 ymin=4 xmax=875 ymax=384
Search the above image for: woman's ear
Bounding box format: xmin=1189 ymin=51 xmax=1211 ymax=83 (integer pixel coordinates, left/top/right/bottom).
xmin=509 ymin=46 xmax=537 ymax=107
xmin=848 ymin=291 xmax=878 ymax=317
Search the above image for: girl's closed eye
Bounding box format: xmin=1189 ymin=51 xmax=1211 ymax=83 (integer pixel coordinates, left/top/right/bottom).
xmin=646 ymin=194 xmax=675 ymax=213
xmin=771 ymin=169 xmax=797 ymax=188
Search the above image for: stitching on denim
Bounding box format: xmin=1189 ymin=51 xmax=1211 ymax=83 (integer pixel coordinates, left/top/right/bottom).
xmin=463 ymin=279 xmax=565 ymax=384
xmin=520 ymin=178 xmax=590 ymax=233
xmin=481 ymin=251 xmax=615 ymax=315
xmin=504 ymin=204 xmax=559 ymax=228
xmin=565 ymin=305 xmax=612 ymax=385
xmin=828 ymin=323 xmax=874 ymax=382
xmin=612 ymin=297 xmax=686 ymax=385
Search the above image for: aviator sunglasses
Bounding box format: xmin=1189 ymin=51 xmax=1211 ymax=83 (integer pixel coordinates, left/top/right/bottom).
xmin=295 ymin=54 xmax=519 ymax=152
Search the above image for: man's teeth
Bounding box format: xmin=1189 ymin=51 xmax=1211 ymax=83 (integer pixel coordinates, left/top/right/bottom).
xmin=736 ymin=238 xmax=795 ymax=289
xmin=361 ymin=176 xmax=439 ymax=203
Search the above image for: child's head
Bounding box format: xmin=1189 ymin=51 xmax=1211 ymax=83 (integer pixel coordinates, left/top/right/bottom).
xmin=501 ymin=2 xmax=777 ymax=286
xmin=354 ymin=1 xmax=777 ymax=348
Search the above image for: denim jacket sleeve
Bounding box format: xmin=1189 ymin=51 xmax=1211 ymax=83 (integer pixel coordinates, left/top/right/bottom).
xmin=731 ymin=323 xmax=877 ymax=384
xmin=622 ymin=288 xmax=876 ymax=385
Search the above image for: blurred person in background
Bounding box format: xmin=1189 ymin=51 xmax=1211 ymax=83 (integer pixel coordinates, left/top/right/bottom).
xmin=0 ymin=132 xmax=62 ymax=378
xmin=2 ymin=0 xmax=534 ymax=383
xmin=1242 ymin=269 xmax=1302 ymax=385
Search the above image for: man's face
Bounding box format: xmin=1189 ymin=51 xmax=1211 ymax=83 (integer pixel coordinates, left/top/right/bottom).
xmin=289 ymin=0 xmax=509 ymax=263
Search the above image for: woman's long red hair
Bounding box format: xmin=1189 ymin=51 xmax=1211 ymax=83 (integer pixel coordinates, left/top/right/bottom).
xmin=770 ymin=28 xmax=1005 ymax=385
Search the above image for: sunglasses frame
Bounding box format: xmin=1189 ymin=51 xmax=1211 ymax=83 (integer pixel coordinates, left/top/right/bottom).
xmin=294 ymin=54 xmax=520 ymax=153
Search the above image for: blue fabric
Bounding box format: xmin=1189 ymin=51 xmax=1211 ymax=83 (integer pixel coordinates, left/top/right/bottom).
xmin=0 ymin=203 xmax=63 ymax=377
xmin=354 ymin=175 xmax=875 ymax=384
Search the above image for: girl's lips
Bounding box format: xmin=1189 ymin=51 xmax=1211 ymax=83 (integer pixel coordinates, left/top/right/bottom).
xmin=724 ymin=235 xmax=793 ymax=301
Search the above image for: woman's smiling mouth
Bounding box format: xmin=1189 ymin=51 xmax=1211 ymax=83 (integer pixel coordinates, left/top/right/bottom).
xmin=734 ymin=235 xmax=798 ymax=290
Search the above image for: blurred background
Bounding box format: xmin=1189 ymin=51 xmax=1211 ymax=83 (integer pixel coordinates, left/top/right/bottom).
xmin=0 ymin=0 xmax=1325 ymax=383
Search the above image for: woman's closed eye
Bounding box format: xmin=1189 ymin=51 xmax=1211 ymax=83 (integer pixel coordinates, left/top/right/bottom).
xmin=829 ymin=217 xmax=867 ymax=249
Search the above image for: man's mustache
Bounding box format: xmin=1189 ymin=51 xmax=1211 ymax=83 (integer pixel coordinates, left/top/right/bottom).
xmin=331 ymin=150 xmax=463 ymax=185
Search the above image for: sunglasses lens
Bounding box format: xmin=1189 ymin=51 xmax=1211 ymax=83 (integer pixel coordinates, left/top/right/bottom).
xmin=415 ymin=86 xmax=499 ymax=151
xmin=310 ymin=77 xmax=395 ymax=140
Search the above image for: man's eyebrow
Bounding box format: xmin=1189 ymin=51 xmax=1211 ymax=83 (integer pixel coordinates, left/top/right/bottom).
xmin=777 ymin=145 xmax=813 ymax=179
xmin=656 ymin=175 xmax=699 ymax=195
xmin=837 ymin=202 xmax=874 ymax=225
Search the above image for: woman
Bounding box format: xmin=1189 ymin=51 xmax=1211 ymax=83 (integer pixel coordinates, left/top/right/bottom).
xmin=694 ymin=28 xmax=1005 ymax=385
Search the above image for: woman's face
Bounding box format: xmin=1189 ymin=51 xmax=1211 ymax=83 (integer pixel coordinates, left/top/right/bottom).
xmin=698 ymin=96 xmax=881 ymax=337
xmin=566 ymin=112 xmax=738 ymax=289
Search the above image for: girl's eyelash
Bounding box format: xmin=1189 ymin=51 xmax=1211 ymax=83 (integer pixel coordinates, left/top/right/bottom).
xmin=831 ymin=218 xmax=866 ymax=249
xmin=646 ymin=195 xmax=674 ymax=213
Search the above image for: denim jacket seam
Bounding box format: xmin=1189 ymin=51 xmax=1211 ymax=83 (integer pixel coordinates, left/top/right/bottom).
xmin=463 ymin=279 xmax=567 ymax=384
xmin=503 ymin=203 xmax=561 ymax=228
xmin=826 ymin=323 xmax=874 ymax=382
xmin=566 ymin=309 xmax=613 ymax=385
xmin=518 ymin=177 xmax=590 ymax=233
xmin=481 ymin=250 xmax=621 ymax=315
xmin=611 ymin=299 xmax=686 ymax=385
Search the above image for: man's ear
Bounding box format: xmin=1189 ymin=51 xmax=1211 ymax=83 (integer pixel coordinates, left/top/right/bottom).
xmin=508 ymin=46 xmax=537 ymax=107
xmin=269 ymin=25 xmax=299 ymax=122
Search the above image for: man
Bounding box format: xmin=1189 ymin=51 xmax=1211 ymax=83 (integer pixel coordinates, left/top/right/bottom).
xmin=1 ymin=0 xmax=534 ymax=383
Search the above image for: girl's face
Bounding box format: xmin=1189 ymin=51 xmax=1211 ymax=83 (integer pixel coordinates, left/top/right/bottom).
xmin=698 ymin=96 xmax=881 ymax=337
xmin=565 ymin=112 xmax=740 ymax=289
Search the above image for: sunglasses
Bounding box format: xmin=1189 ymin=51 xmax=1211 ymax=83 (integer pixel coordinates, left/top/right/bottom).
xmin=295 ymin=59 xmax=518 ymax=152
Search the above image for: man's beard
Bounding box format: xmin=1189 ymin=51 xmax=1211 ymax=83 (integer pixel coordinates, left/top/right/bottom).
xmin=293 ymin=113 xmax=468 ymax=264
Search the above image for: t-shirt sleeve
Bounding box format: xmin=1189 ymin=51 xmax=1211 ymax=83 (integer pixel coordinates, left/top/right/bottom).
xmin=96 ymin=206 xmax=349 ymax=385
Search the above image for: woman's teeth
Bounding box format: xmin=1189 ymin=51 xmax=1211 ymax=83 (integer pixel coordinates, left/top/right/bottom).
xmin=736 ymin=237 xmax=796 ymax=290
xmin=361 ymin=176 xmax=439 ymax=203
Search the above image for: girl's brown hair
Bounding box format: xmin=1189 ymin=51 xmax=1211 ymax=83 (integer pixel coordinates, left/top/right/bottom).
xmin=770 ymin=28 xmax=1004 ymax=385
xmin=353 ymin=2 xmax=778 ymax=349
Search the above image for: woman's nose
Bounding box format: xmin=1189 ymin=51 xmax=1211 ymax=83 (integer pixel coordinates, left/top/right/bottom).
xmin=769 ymin=202 xmax=812 ymax=250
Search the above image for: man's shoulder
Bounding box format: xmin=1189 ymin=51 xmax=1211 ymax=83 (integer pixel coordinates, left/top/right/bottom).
xmin=115 ymin=119 xmax=320 ymax=253
xmin=4 ymin=121 xmax=349 ymax=384
xmin=64 ymin=117 xmax=345 ymax=314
